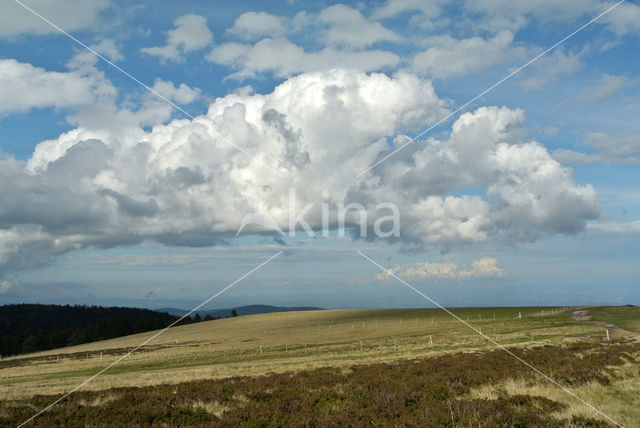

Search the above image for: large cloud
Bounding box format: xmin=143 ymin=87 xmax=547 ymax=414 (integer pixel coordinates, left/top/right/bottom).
xmin=0 ymin=69 xmax=599 ymax=278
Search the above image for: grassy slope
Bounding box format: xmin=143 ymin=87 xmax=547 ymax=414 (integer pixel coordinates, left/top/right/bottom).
xmin=1 ymin=306 xmax=597 ymax=399
xmin=1 ymin=306 xmax=639 ymax=426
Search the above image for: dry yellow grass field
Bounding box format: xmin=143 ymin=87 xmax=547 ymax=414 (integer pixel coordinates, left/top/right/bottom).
xmin=0 ymin=306 xmax=619 ymax=400
xmin=1 ymin=306 xmax=639 ymax=426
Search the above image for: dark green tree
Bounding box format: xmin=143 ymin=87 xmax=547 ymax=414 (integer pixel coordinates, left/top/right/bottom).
xmin=0 ymin=304 xmax=178 ymax=356
xmin=22 ymin=334 xmax=40 ymax=353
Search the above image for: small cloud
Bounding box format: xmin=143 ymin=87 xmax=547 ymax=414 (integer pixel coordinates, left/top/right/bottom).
xmin=151 ymin=79 xmax=201 ymax=104
xmin=375 ymin=258 xmax=505 ymax=280
xmin=228 ymin=11 xmax=286 ymax=40
xmin=319 ymin=4 xmax=401 ymax=49
xmin=207 ymin=38 xmax=399 ymax=79
xmin=141 ymin=14 xmax=213 ymax=63
xmin=462 ymin=258 xmax=506 ymax=278
xmin=518 ymin=48 xmax=583 ymax=90
xmin=556 ymin=74 xmax=631 ymax=109
xmin=411 ymin=31 xmax=520 ymax=79
xmin=552 ymin=130 xmax=640 ymax=165
xmin=541 ymin=125 xmax=559 ymax=136
xmin=601 ymin=2 xmax=640 ymax=36
xmin=90 ymin=39 xmax=123 ymax=62
xmin=372 ymin=0 xmax=443 ymax=20
xmin=0 ymin=58 xmax=115 ymax=115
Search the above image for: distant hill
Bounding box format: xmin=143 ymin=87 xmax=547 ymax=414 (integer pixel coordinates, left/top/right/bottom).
xmin=0 ymin=304 xmax=178 ymax=357
xmin=158 ymin=304 xmax=323 ymax=318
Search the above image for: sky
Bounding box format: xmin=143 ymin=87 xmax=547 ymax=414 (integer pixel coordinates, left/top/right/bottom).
xmin=0 ymin=0 xmax=638 ymax=310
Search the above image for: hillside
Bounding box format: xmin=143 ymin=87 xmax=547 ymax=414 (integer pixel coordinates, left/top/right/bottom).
xmin=1 ymin=306 xmax=639 ymax=426
xmin=0 ymin=306 xmax=624 ymax=394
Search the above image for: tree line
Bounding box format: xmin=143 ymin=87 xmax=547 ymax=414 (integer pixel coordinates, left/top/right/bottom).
xmin=0 ymin=304 xmax=224 ymax=357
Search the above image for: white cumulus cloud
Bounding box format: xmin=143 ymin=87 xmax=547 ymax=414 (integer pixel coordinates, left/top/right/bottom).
xmin=0 ymin=69 xmax=599 ymax=280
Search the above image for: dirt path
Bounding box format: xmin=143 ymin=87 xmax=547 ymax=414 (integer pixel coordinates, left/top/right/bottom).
xmin=573 ymin=309 xmax=636 ymax=338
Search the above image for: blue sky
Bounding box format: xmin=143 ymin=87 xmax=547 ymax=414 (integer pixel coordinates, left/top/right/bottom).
xmin=0 ymin=0 xmax=638 ymax=309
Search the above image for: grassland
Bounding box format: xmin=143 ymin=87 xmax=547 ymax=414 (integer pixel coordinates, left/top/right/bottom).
xmin=1 ymin=305 xmax=639 ymax=426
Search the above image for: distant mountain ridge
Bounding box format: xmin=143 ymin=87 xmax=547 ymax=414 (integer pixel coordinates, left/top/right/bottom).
xmin=157 ymin=304 xmax=323 ymax=318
